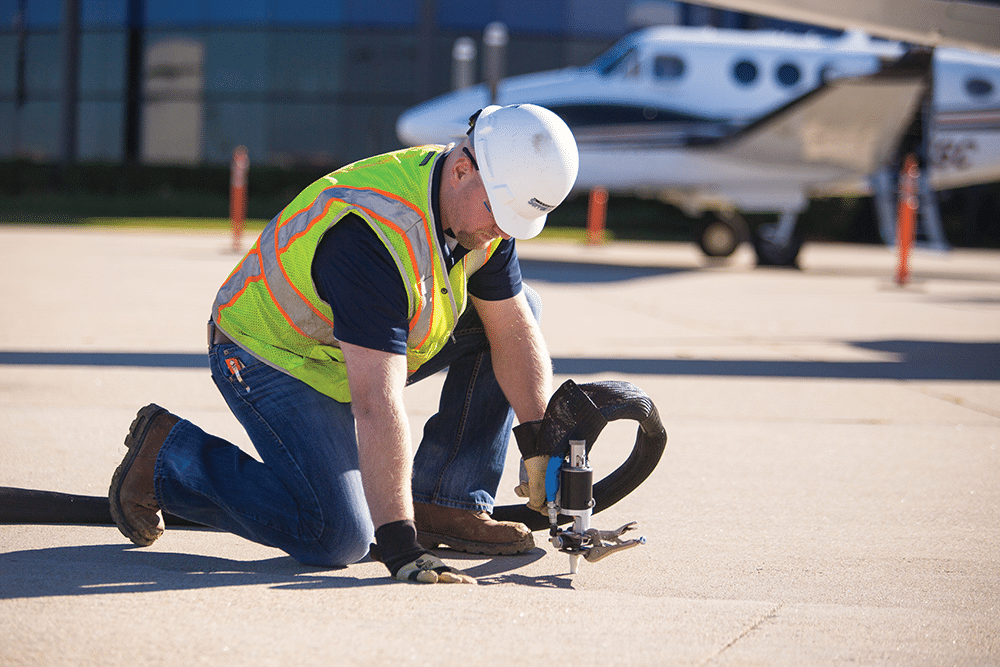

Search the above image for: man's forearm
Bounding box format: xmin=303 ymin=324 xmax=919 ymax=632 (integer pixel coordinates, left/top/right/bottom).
xmin=354 ymin=402 xmax=413 ymax=529
xmin=495 ymin=329 xmax=550 ymax=423
xmin=484 ymin=295 xmax=553 ymax=424
xmin=341 ymin=341 xmax=413 ymax=530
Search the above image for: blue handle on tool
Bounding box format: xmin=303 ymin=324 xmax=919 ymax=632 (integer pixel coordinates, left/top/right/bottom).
xmin=545 ymin=456 xmax=563 ymax=503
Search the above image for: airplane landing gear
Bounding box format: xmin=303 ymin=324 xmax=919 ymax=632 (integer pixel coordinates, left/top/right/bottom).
xmin=752 ymin=210 xmax=803 ymax=267
xmin=696 ymin=211 xmax=749 ymax=258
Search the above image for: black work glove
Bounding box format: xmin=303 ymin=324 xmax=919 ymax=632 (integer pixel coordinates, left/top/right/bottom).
xmin=371 ymin=520 xmax=476 ymax=584
xmin=512 ymin=420 xmax=549 ymax=514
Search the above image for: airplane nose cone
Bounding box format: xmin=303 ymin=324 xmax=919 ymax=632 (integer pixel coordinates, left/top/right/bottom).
xmin=395 ymin=110 xmax=424 ymax=146
xmin=396 ymin=88 xmax=491 ymax=146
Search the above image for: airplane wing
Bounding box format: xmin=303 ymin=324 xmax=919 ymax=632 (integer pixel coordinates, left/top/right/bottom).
xmin=696 ymin=0 xmax=1000 ymax=56
xmin=714 ymin=50 xmax=931 ymax=176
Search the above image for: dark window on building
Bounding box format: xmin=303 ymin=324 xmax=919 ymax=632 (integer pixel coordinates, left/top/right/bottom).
xmin=733 ymin=59 xmax=757 ymax=85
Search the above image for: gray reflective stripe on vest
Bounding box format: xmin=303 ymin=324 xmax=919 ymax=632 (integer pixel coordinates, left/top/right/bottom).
xmin=259 ymin=185 xmax=440 ymax=348
xmin=214 ymin=234 xmax=264 ymax=317
xmin=258 ymin=216 xmax=340 ymax=345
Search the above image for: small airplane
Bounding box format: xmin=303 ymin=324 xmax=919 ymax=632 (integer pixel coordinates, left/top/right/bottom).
xmin=396 ymin=25 xmax=1000 ymax=265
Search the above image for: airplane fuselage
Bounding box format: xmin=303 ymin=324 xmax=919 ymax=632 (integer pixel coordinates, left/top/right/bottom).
xmin=397 ymin=26 xmax=1000 ymax=216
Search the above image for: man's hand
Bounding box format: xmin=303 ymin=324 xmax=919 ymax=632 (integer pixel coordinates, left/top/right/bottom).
xmin=512 ymin=420 xmax=550 ymax=515
xmin=373 ymin=519 xmax=477 ymax=585
xmin=395 ymin=553 xmax=477 ymax=585
xmin=514 ymin=456 xmax=550 ymax=515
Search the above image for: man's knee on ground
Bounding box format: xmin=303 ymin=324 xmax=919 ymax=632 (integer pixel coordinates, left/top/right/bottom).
xmin=291 ymin=515 xmax=373 ymax=568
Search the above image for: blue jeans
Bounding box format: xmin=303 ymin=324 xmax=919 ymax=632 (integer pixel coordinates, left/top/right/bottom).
xmin=154 ymin=285 xmax=541 ymax=567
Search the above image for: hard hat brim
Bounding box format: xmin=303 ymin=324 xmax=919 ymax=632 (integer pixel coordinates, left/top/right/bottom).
xmin=486 ymin=188 xmax=547 ymax=240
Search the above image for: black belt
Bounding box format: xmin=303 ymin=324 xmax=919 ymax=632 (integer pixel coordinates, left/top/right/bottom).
xmin=207 ymin=320 xmax=235 ymax=347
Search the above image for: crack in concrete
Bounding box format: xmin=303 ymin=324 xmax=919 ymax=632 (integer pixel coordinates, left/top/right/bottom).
xmin=702 ymin=603 xmax=783 ymax=665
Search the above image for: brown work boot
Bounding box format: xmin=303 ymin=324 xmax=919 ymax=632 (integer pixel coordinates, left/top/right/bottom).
xmin=108 ymin=404 xmax=180 ymax=547
xmin=413 ymin=501 xmax=534 ymax=556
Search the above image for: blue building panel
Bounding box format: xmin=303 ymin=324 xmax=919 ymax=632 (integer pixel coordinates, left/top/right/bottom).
xmin=25 ymin=0 xmax=62 ymax=28
xmin=0 ymin=102 xmax=13 ymax=157
xmin=499 ymin=0 xmax=564 ymax=32
xmin=0 ymin=0 xmax=21 ymax=29
xmin=0 ymin=35 xmax=15 ymax=93
xmin=146 ymin=0 xmax=206 ymax=26
xmin=348 ymin=0 xmax=417 ymax=27
xmin=565 ymin=0 xmax=629 ymax=36
xmin=436 ymin=0 xmax=498 ymax=30
xmin=207 ymin=0 xmax=269 ymax=25
xmin=82 ymin=0 xmax=128 ymax=27
xmin=204 ymin=31 xmax=270 ymax=92
xmin=266 ymin=0 xmax=345 ymax=25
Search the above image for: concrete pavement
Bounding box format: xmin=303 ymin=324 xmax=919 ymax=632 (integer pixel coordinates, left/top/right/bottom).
xmin=1 ymin=225 xmax=998 ymax=666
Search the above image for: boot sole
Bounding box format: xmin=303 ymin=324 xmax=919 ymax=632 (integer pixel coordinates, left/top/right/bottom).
xmin=108 ymin=404 xmax=167 ymax=547
xmin=417 ymin=529 xmax=535 ymax=556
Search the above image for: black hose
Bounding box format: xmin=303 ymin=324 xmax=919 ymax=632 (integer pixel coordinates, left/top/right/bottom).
xmin=1 ymin=382 xmax=666 ymax=532
xmin=0 ymin=486 xmax=202 ymax=527
xmin=493 ymin=380 xmax=667 ymax=531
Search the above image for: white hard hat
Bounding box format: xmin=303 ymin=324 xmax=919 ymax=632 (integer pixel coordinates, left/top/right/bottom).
xmin=470 ymin=104 xmax=579 ymax=240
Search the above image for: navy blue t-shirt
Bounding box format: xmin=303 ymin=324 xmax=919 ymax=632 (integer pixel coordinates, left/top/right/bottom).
xmin=311 ymin=214 xmax=521 ymax=354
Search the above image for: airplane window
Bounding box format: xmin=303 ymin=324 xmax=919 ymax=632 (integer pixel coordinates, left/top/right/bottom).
xmin=733 ymin=60 xmax=758 ymax=85
xmin=965 ymin=77 xmax=994 ymax=98
xmin=654 ymin=55 xmax=685 ymax=80
xmin=776 ymin=62 xmax=801 ymax=86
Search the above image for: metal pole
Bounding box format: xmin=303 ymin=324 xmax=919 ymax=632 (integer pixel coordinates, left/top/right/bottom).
xmin=483 ymin=21 xmax=507 ymax=104
xmin=123 ymin=0 xmax=144 ymax=164
xmin=417 ymin=0 xmax=436 ymax=101
xmin=60 ymin=0 xmax=81 ymax=166
xmin=451 ymin=37 xmax=477 ymax=91
xmin=13 ymin=0 xmax=26 ymax=157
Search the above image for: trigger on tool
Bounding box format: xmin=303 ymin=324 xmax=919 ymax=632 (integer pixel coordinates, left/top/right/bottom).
xmin=545 ymin=456 xmax=562 ymax=503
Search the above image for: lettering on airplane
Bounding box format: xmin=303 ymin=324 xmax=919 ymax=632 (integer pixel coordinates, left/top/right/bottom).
xmin=931 ymin=139 xmax=978 ymax=170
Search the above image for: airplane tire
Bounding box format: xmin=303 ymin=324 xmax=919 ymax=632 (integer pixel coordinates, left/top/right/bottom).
xmin=752 ymin=225 xmax=803 ymax=267
xmin=697 ymin=214 xmax=748 ymax=258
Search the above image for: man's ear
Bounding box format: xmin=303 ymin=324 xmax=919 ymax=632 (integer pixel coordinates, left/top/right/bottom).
xmin=453 ymin=150 xmax=475 ymax=182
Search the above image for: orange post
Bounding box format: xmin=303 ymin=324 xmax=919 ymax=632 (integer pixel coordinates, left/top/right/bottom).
xmin=895 ymin=153 xmax=918 ymax=286
xmin=230 ymin=145 xmax=249 ymax=253
xmin=586 ymin=187 xmax=608 ymax=245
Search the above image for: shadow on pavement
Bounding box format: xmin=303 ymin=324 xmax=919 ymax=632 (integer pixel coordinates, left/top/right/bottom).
xmin=0 ymin=543 xmax=554 ymax=598
xmin=553 ymin=340 xmax=1000 ymax=381
xmin=1 ymin=340 xmax=996 ymax=381
xmin=519 ymin=258 xmax=689 ymax=284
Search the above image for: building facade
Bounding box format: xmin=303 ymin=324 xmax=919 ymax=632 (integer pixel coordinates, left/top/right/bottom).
xmin=0 ymin=0 xmax=774 ymax=168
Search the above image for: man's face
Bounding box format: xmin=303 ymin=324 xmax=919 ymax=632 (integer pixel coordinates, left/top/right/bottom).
xmin=445 ymin=148 xmax=511 ymax=250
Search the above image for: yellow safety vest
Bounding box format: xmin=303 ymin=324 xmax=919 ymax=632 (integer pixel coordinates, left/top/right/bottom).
xmin=212 ymin=145 xmax=501 ymax=402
